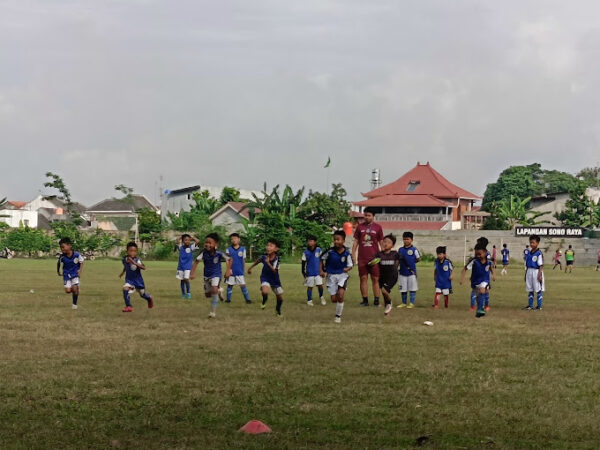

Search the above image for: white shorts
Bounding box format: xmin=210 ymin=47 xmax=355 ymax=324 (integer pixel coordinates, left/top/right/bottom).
xmin=525 ymin=269 xmax=545 ymax=292
xmin=123 ymin=283 xmax=146 ymax=294
xmin=204 ymin=277 xmax=221 ymax=293
xmin=226 ymin=275 xmax=246 ymax=286
xmin=176 ymin=270 xmax=191 ymax=280
xmin=261 ymin=281 xmax=284 ymax=295
xmin=304 ymin=275 xmax=323 ymax=287
xmin=399 ymin=275 xmax=418 ymax=293
xmin=64 ymin=277 xmax=80 ymax=289
xmin=435 ymin=288 xmax=450 ymax=295
xmin=473 ymin=282 xmax=489 ymax=291
xmin=326 ymin=273 xmax=349 ymax=295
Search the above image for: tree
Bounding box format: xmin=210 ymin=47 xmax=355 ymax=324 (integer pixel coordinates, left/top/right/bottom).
xmin=43 ymin=172 xmax=83 ymax=225
xmin=114 ymin=184 xmax=135 ymax=205
xmin=577 ymin=166 xmax=600 ymax=187
xmin=298 ymin=183 xmax=351 ymax=228
xmin=483 ymin=195 xmax=543 ymax=229
xmin=555 ymin=181 xmax=600 ymax=228
xmin=137 ymin=207 xmax=162 ymax=243
xmin=219 ymin=186 xmax=241 ymax=204
xmin=0 ymin=197 xmax=7 ymax=218
xmin=191 ymin=190 xmax=220 ymax=215
xmin=243 ymin=183 xmax=305 ymax=220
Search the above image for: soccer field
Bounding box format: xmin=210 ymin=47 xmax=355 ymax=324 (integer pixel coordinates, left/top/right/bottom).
xmin=1 ymin=259 xmax=599 ymax=449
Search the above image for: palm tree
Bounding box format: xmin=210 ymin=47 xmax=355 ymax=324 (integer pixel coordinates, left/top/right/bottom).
xmin=243 ymin=183 xmax=305 ymax=220
xmin=497 ymin=195 xmax=544 ymax=228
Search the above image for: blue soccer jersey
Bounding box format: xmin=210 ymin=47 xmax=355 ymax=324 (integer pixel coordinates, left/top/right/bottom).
xmin=196 ymin=250 xmax=227 ymax=279
xmin=60 ymin=252 xmax=84 ymax=281
xmin=434 ymin=258 xmax=453 ymax=290
xmin=259 ymin=254 xmax=282 ymax=287
xmin=302 ymin=247 xmax=322 ymax=277
xmin=177 ymin=243 xmax=198 ymax=271
xmin=466 ymin=257 xmax=492 ymax=287
xmin=322 ymin=247 xmax=353 ymax=275
xmin=501 ymin=248 xmax=510 ymax=264
xmin=398 ymin=246 xmax=421 ymax=276
xmin=226 ymin=246 xmax=246 ymax=276
xmin=526 ymin=249 xmax=544 ymax=269
xmin=123 ymin=256 xmax=145 ymax=289
xmin=523 ymin=248 xmax=530 ymax=261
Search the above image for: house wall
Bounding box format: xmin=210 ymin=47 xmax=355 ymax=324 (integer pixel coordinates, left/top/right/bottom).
xmin=0 ymin=210 xmax=38 ymax=228
xmin=211 ymin=209 xmax=244 ymax=233
xmin=25 ymin=195 xmax=59 ymax=212
xmin=161 ymin=191 xmax=198 ymax=220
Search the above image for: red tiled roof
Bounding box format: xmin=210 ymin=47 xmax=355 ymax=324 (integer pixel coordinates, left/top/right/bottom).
xmin=354 ymin=194 xmax=450 ymax=208
xmin=361 ymin=162 xmax=481 ymax=200
xmin=379 ymin=221 xmax=448 ymax=231
xmin=7 ymin=201 xmax=27 ymax=209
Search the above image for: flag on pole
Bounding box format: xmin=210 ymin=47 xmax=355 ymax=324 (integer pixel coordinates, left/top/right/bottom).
xmin=324 ymin=157 xmax=331 ymax=168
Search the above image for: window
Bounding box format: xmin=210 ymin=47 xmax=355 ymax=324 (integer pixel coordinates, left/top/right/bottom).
xmin=406 ymin=181 xmax=420 ymax=192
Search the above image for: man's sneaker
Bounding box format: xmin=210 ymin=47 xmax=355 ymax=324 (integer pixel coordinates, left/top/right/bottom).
xmin=72 ymin=304 xmax=78 ymax=310
xmin=208 ymin=311 xmax=216 ymax=318
xmin=384 ymin=304 xmax=392 ymax=316
xmin=147 ymin=296 xmax=154 ymax=309
xmin=359 ymin=301 xmax=369 ymax=307
xmin=261 ymin=303 xmax=267 ymax=310
xmin=534 ymin=306 xmax=543 ymax=311
xmin=397 ymin=303 xmax=407 ymax=308
xmin=407 ymin=303 xmax=415 ymax=309
xmin=320 ymin=297 xmax=326 ymax=306
xmin=484 ymin=306 xmax=490 ymax=312
xmin=475 ymin=308 xmax=486 ymax=318
xmin=523 ymin=306 xmax=533 ymax=310
xmin=373 ymin=299 xmax=380 ymax=307
xmin=334 ymin=316 xmax=341 ymax=323
xmin=122 ymin=306 xmax=133 ymax=313
xmin=307 ymin=300 xmax=314 ymax=306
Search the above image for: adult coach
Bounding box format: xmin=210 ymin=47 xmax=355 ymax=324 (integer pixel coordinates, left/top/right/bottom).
xmin=352 ymin=208 xmax=384 ymax=307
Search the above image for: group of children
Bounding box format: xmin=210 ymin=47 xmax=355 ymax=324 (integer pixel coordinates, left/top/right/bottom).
xmin=55 ymin=230 xmax=549 ymax=322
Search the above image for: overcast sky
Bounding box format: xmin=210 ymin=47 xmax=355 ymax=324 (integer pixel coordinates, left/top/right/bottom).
xmin=2 ymin=0 xmax=600 ymax=206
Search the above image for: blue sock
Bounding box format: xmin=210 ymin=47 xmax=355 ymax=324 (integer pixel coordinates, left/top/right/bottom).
xmin=409 ymin=291 xmax=416 ymax=304
xmin=180 ymin=281 xmax=186 ymax=296
xmin=227 ymin=285 xmax=233 ymax=301
xmin=241 ymin=286 xmax=250 ymax=301
xmin=528 ymin=292 xmax=534 ymax=308
xmin=307 ymin=289 xmax=313 ymax=301
xmin=484 ymin=292 xmax=489 ymax=307
xmin=185 ymin=281 xmax=191 ymax=294
xmin=318 ymin=286 xmax=324 ymax=298
xmin=537 ymin=291 xmax=543 ymax=308
xmin=141 ymin=292 xmax=152 ymax=303
xmin=211 ymin=294 xmax=219 ymax=309
xmin=123 ymin=290 xmax=131 ymax=307
xmin=470 ymin=290 xmax=476 ymax=308
xmin=401 ymin=292 xmax=408 ymax=304
xmin=477 ymin=293 xmax=484 ymax=310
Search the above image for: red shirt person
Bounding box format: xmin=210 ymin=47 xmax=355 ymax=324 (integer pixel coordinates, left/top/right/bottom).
xmin=352 ymin=208 xmax=384 ymax=307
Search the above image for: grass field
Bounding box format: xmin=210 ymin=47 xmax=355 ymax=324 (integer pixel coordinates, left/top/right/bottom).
xmin=1 ymin=258 xmax=600 ymax=449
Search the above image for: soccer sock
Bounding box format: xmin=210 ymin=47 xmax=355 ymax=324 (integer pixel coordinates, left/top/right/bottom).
xmin=434 ymin=293 xmax=440 ymax=307
xmin=528 ymin=292 xmax=534 ymax=308
xmin=141 ymin=292 xmax=152 ymax=303
xmin=335 ymin=302 xmax=344 ymax=317
xmin=227 ymin=285 xmax=233 ymax=301
xmin=180 ymin=280 xmax=186 ymax=296
xmin=444 ymin=295 xmax=449 ymax=307
xmin=362 ymin=296 xmax=369 ymax=304
xmin=401 ymin=292 xmax=408 ymax=304
xmin=374 ymin=296 xmax=380 ymax=303
xmin=477 ymin=293 xmax=484 ymax=310
xmin=276 ymin=298 xmax=283 ymax=314
xmin=185 ymin=281 xmax=191 ymax=294
xmin=409 ymin=291 xmax=416 ymax=304
xmin=318 ymin=286 xmax=324 ymax=298
xmin=211 ymin=294 xmax=219 ymax=312
xmin=72 ymin=292 xmax=78 ymax=306
xmin=123 ymin=290 xmax=131 ymax=307
xmin=262 ymin=294 xmax=268 ymax=305
xmin=241 ymin=286 xmax=250 ymax=301
xmin=484 ymin=292 xmax=490 ymax=307
xmin=384 ymin=296 xmax=391 ymax=306
xmin=307 ymin=289 xmax=313 ymax=301
xmin=470 ymin=290 xmax=476 ymax=308
xmin=537 ymin=291 xmax=543 ymax=308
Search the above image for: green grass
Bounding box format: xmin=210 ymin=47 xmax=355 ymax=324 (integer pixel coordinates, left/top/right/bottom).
xmin=1 ymin=259 xmax=600 ymax=449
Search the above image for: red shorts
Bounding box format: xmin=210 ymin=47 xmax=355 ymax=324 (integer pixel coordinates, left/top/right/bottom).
xmin=358 ymin=261 xmax=380 ymax=278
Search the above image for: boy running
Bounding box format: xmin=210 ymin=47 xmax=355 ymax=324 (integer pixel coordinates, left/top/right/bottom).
xmin=119 ymin=242 xmax=154 ymax=312
xmin=302 ymin=235 xmax=325 ymax=306
xmin=247 ymin=239 xmax=285 ymax=317
xmin=57 ymin=237 xmax=84 ymax=309
xmin=523 ymin=235 xmax=545 ymax=311
xmin=321 ymin=230 xmax=353 ymax=323
xmin=552 ymin=249 xmax=562 ymax=271
xmin=176 ymin=233 xmax=199 ymax=299
xmin=225 ymin=233 xmax=251 ymax=304
xmin=369 ymin=234 xmax=402 ymax=316
xmin=500 ymin=243 xmax=510 ymax=275
xmin=191 ymin=233 xmax=228 ymax=318
xmin=397 ymin=231 xmax=421 ymax=308
xmin=433 ymin=246 xmax=453 ymax=309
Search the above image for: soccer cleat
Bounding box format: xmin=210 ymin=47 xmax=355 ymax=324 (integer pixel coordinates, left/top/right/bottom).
xmin=181 ymin=294 xmax=187 ymax=300
xmin=148 ymin=295 xmax=154 ymax=309
xmin=407 ymin=303 xmax=415 ymax=309
xmin=245 ymin=300 xmax=252 ymax=304
xmin=72 ymin=304 xmax=78 ymax=310
xmin=523 ymin=306 xmax=533 ymax=311
xmin=397 ymin=303 xmax=407 ymax=308
xmin=384 ymin=304 xmax=392 ymax=316
xmin=276 ymin=312 xmax=283 ymax=317
xmin=475 ymin=308 xmax=486 ymax=318
xmin=321 ymin=297 xmax=326 ymax=306
xmin=208 ymin=312 xmax=216 ymax=318
xmin=225 ymin=299 xmax=231 ymax=303
xmin=484 ymin=306 xmax=490 ymax=312
xmin=186 ymin=293 xmax=192 ymax=299
xmin=432 ymin=304 xmax=438 ymax=309
xmin=261 ymin=303 xmax=267 ymax=310
xmin=307 ymin=300 xmax=314 ymax=306
xmin=122 ymin=306 xmax=133 ymax=313
xmin=334 ymin=316 xmax=341 ymax=323
xmin=373 ymin=299 xmax=380 ymax=307
xmin=359 ymin=301 xmax=369 ymax=307
xmin=534 ymin=306 xmax=543 ymax=311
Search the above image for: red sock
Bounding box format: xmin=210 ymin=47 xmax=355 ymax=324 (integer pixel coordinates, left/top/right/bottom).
xmin=434 ymin=293 xmax=440 ymax=307
xmin=444 ymin=295 xmax=449 ymax=307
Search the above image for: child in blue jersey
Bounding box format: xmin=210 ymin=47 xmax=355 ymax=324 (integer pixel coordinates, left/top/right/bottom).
xmin=501 ymin=243 xmax=510 ymax=275
xmin=302 ymin=235 xmax=325 ymax=306
xmin=119 ymin=242 xmax=154 ymax=312
xmin=57 ymin=237 xmax=84 ymax=310
xmin=248 ymin=239 xmax=284 ymax=316
xmin=433 ymin=246 xmax=453 ymax=309
xmin=397 ymin=231 xmax=421 ymax=309
xmin=225 ymin=233 xmax=251 ymax=304
xmin=176 ymin=233 xmax=200 ymax=299
xmin=523 ymin=235 xmax=545 ymax=311
xmin=460 ymin=243 xmax=495 ymax=318
xmin=191 ymin=233 xmax=228 ymax=318
xmin=320 ymin=230 xmax=353 ymax=323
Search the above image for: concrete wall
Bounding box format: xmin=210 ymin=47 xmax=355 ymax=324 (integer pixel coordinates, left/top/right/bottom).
xmin=0 ymin=210 xmax=38 ymax=228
